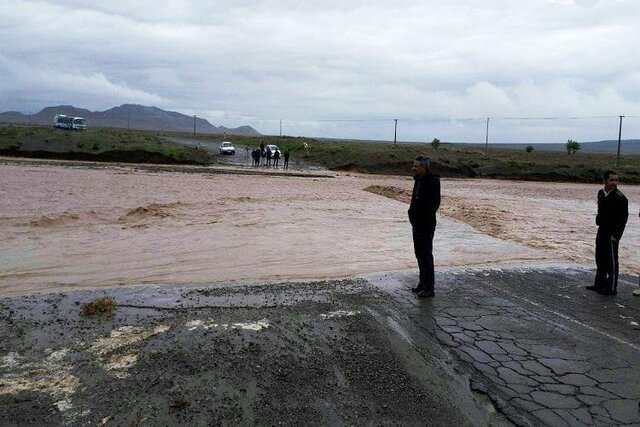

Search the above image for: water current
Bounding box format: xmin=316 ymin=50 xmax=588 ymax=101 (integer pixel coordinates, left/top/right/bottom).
xmin=0 ymin=162 xmax=637 ymax=295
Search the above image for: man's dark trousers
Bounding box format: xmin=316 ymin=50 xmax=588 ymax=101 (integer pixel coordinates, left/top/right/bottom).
xmin=413 ymin=225 xmax=436 ymax=292
xmin=594 ymin=227 xmax=619 ymax=293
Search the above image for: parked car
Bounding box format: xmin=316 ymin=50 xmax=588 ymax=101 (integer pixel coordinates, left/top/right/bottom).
xmin=219 ymin=141 xmax=235 ymax=155
xmin=265 ymin=144 xmax=280 ymax=156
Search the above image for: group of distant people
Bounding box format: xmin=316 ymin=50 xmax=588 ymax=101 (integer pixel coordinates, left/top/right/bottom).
xmin=409 ymin=155 xmax=632 ymax=299
xmin=251 ymin=141 xmax=290 ymax=169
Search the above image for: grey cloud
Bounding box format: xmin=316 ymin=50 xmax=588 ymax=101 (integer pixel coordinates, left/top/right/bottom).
xmin=1 ymin=0 xmax=639 ymax=142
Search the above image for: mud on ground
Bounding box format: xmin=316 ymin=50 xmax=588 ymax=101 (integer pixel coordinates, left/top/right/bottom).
xmin=0 ymin=279 xmax=500 ymax=426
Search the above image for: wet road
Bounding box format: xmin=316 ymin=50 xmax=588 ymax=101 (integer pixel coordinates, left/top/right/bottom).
xmin=1 ymin=266 xmax=638 ymax=425
xmin=369 ymin=267 xmax=640 ymax=426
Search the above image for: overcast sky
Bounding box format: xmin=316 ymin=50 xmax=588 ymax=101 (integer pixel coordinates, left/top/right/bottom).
xmin=1 ymin=0 xmax=639 ymax=143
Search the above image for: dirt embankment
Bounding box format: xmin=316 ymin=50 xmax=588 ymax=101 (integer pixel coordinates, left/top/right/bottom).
xmin=364 ymin=185 xmax=508 ymax=237
xmin=0 ymin=148 xmax=205 ymax=165
xmin=338 ymin=161 xmax=639 ymax=184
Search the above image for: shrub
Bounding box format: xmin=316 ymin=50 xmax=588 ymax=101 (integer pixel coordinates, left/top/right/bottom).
xmin=431 ymin=138 xmax=441 ymax=150
xmin=81 ymin=296 xmax=116 ymax=317
xmin=566 ymin=139 xmax=581 ymax=155
xmin=4 ymin=127 xmax=18 ymax=137
xmin=525 ymin=145 xmax=534 ymax=153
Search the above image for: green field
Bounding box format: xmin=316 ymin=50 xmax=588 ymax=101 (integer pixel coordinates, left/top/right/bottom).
xmin=195 ymin=133 xmax=640 ymax=184
xmin=2 ymin=125 xmax=639 ymax=183
xmin=0 ymin=125 xmax=214 ymax=165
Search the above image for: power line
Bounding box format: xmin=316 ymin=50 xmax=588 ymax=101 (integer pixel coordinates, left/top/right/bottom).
xmin=233 ymin=115 xmax=626 ymax=123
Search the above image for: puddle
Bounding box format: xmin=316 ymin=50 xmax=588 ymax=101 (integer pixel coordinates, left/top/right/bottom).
xmin=186 ymin=318 xmax=270 ymax=331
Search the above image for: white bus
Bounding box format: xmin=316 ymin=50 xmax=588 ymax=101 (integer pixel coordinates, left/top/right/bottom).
xmin=53 ymin=115 xmax=86 ymax=130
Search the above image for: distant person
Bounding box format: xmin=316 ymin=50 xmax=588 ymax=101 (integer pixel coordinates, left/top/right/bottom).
xmin=266 ymin=147 xmax=272 ymax=167
xmin=252 ymin=149 xmax=260 ymax=166
xmin=259 ymin=141 xmax=265 ymax=166
xmin=284 ymin=150 xmax=290 ymax=169
xmin=586 ymin=170 xmax=628 ymax=296
xmin=273 ymin=149 xmax=280 ymax=168
xmin=408 ymin=155 xmax=440 ymax=298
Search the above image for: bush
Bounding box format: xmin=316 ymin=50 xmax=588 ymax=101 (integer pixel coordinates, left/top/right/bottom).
xmin=4 ymin=127 xmax=18 ymax=137
xmin=81 ymin=296 xmax=116 ymax=317
xmin=566 ymin=139 xmax=581 ymax=155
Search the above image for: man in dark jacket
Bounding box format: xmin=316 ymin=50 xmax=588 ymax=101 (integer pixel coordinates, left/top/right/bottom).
xmin=586 ymin=170 xmax=628 ymax=296
xmin=408 ymin=155 xmax=441 ymax=298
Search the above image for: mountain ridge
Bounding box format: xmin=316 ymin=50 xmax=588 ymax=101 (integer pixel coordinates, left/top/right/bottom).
xmin=0 ymin=104 xmax=262 ymax=137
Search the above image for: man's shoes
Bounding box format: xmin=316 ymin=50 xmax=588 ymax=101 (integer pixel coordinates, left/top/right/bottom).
xmin=585 ymin=285 xmax=601 ymax=292
xmin=596 ymin=288 xmax=617 ymax=296
xmin=411 ymin=286 xmax=422 ymax=293
xmin=416 ymin=290 xmax=435 ymax=298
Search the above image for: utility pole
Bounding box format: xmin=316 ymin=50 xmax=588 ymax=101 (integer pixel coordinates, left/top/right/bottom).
xmin=616 ymin=115 xmax=624 ymax=166
xmin=485 ymin=117 xmax=490 ymax=153
xmin=193 ymin=115 xmax=196 ymax=137
xmin=393 ymin=119 xmax=398 ymax=146
xmin=127 ymin=113 xmax=130 ymax=131
xmin=280 ymin=119 xmax=282 ymax=137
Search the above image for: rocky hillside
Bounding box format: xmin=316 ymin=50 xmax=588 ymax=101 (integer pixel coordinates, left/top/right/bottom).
xmin=0 ymin=104 xmax=261 ymax=136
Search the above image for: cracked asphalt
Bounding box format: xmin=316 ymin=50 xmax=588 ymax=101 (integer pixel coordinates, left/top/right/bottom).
xmin=368 ymin=266 xmax=640 ymax=426
xmin=1 ymin=266 xmax=639 ymax=426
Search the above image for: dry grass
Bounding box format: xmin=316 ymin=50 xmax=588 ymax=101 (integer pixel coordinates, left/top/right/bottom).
xmin=81 ymin=296 xmax=117 ymax=317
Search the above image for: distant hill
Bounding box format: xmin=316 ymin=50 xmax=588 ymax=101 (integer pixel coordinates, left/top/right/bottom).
xmin=452 ymin=140 xmax=640 ymax=155
xmin=0 ymin=104 xmax=262 ymax=137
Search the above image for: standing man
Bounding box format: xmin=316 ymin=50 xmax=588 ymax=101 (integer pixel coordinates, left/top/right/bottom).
xmin=259 ymin=141 xmax=265 ymax=166
xmin=408 ymin=155 xmax=441 ymax=298
xmin=283 ymin=150 xmax=290 ymax=170
xmin=266 ymin=147 xmax=272 ymax=167
xmin=586 ymin=170 xmax=628 ymax=296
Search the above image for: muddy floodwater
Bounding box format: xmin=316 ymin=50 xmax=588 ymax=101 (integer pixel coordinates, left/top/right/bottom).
xmin=0 ymin=161 xmax=638 ymax=296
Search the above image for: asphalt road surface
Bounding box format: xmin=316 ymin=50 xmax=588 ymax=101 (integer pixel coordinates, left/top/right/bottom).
xmin=1 ymin=266 xmax=639 ymax=426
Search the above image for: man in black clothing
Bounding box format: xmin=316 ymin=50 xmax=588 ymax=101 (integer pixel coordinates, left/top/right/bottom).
xmin=408 ymin=155 xmax=441 ymax=298
xmin=586 ymin=170 xmax=629 ymax=296
xmin=273 ymin=149 xmax=280 ymax=168
xmin=283 ymin=150 xmax=290 ymax=169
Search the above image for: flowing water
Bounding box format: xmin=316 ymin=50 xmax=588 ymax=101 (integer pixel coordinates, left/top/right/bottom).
xmin=0 ymin=162 xmax=637 ymax=296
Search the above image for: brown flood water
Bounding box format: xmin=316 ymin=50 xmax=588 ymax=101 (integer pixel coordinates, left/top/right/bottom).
xmin=0 ymin=162 xmax=637 ymax=296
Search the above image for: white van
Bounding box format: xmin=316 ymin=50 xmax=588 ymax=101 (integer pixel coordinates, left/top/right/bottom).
xmin=72 ymin=117 xmax=86 ymax=130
